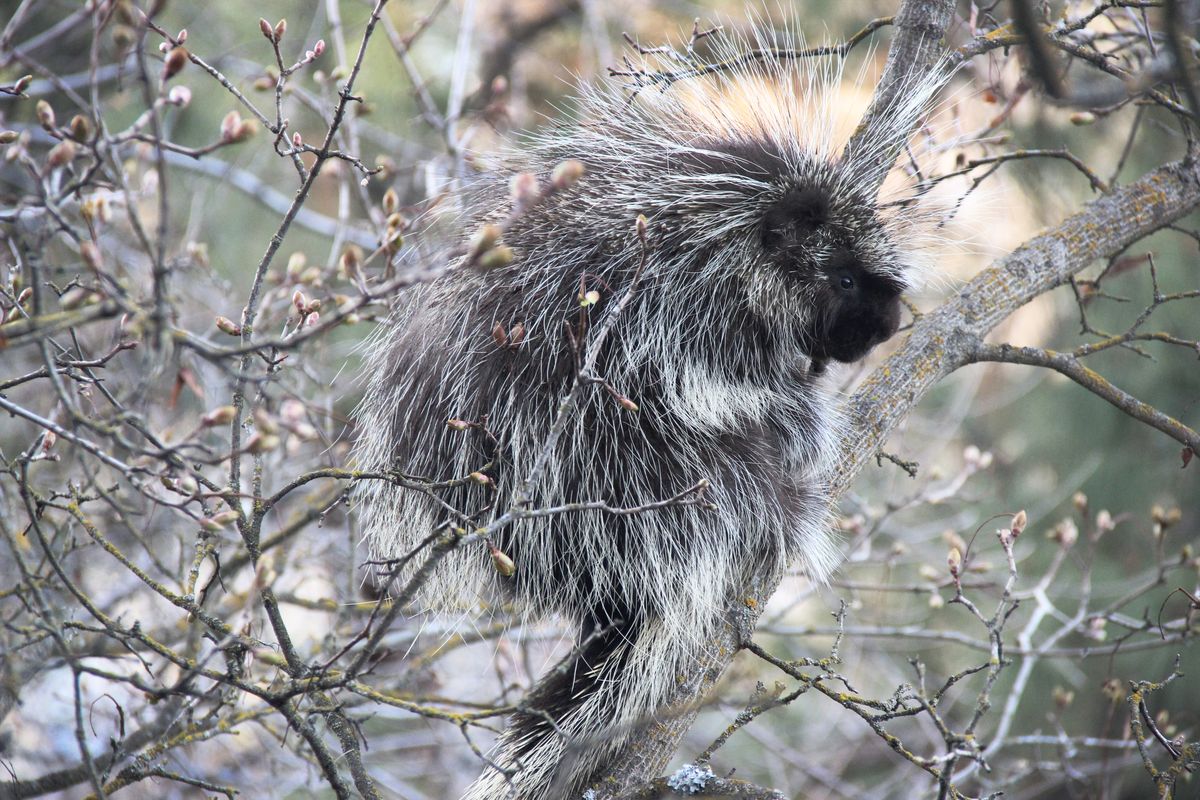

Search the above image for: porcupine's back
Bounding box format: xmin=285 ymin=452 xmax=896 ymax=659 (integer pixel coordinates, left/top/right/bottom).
xmin=352 ymin=19 xmax=946 ymax=635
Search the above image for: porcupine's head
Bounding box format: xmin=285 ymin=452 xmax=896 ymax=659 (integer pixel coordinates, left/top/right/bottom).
xmin=756 ymin=164 xmax=906 ymax=372
xmin=521 ymin=20 xmax=946 ymax=377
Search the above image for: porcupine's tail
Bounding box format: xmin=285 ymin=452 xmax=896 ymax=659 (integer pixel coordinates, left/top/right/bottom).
xmin=462 ymin=614 xmax=702 ymax=800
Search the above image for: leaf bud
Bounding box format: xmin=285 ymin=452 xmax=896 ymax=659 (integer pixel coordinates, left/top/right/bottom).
xmin=69 ymin=114 xmax=92 ymax=142
xmin=478 ymin=244 xmax=513 ymax=271
xmin=489 ymin=542 xmax=516 ymax=577
xmin=47 ymin=140 xmax=77 ymax=168
xmin=215 ymin=315 xmax=242 ymax=335
xmin=162 ymin=47 xmax=188 ymax=80
xmin=550 ymin=159 xmax=584 ymax=189
xmin=35 ymin=99 xmax=56 ymax=130
xmin=200 ymin=405 xmax=237 ymax=427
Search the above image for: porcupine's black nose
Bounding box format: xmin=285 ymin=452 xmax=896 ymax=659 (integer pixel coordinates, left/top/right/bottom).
xmin=873 ymin=298 xmax=901 ymax=345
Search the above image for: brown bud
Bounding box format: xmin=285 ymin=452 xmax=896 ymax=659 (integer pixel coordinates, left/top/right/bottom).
xmin=1151 ymin=505 xmax=1182 ymax=528
xmin=69 ymin=114 xmax=92 ymax=142
xmin=162 ymin=47 xmax=188 ymax=80
xmin=469 ymin=224 xmax=501 ymax=258
xmin=509 ymin=172 xmax=539 ymax=206
xmin=947 ymin=546 xmax=962 ymax=578
xmin=273 ymin=18 xmax=287 ymax=41
xmin=259 ymin=18 xmax=274 ymax=40
xmin=635 ymin=213 xmax=648 ymax=239
xmin=617 ymin=395 xmax=639 ymax=412
xmin=219 ymin=110 xmax=242 ymax=142
xmin=1010 ymin=509 xmax=1027 ymax=539
xmin=200 ymin=405 xmax=237 ymax=427
xmin=580 ymin=289 xmax=600 ymax=307
xmin=0 ymin=130 xmax=18 ymax=144
xmin=491 ymin=321 xmax=507 ymax=347
xmin=292 ymin=289 xmax=308 ymax=312
xmin=447 ymin=418 xmax=471 ymax=432
xmin=382 ymin=187 xmax=399 ymax=215
xmin=488 ymin=542 xmax=516 ymax=577
xmin=35 ymin=100 xmax=56 ymax=130
xmin=468 ymin=471 xmax=492 ymax=486
xmin=46 ymin=140 xmax=77 ymax=168
xmin=508 ymin=321 xmax=526 ymax=346
xmin=1070 ymin=111 xmax=1096 ymax=126
xmin=1048 ymin=518 xmax=1078 ymax=548
xmin=12 ymin=74 xmax=32 ymax=94
xmin=550 ymin=159 xmax=584 ymax=190
xmin=245 ymin=432 xmax=281 ymax=454
xmin=211 ymin=510 xmax=241 ymax=525
xmin=215 ymin=315 xmax=242 ymax=335
xmin=338 ymin=245 xmax=362 ymax=279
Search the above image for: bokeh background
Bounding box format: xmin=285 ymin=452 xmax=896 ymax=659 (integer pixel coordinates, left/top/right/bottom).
xmin=1 ymin=1 xmax=1197 ymax=798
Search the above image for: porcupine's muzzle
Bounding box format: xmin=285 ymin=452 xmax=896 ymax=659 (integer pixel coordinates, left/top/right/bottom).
xmin=804 ymin=293 xmax=901 ymax=369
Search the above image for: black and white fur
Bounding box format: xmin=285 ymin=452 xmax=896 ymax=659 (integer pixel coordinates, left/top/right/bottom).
xmin=354 ymin=21 xmax=944 ymax=800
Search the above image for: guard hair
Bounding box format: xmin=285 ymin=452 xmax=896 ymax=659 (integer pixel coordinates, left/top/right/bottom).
xmin=353 ymin=15 xmax=949 ymax=800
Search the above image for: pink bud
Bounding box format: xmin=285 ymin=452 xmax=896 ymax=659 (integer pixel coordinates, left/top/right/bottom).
xmin=220 ymin=110 xmax=241 ymax=142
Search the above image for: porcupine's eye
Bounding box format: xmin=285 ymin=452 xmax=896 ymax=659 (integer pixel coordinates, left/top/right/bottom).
xmin=838 ymin=273 xmax=855 ymax=291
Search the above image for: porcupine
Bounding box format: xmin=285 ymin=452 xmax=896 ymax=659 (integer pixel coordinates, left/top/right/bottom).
xmin=353 ymin=20 xmax=946 ymax=800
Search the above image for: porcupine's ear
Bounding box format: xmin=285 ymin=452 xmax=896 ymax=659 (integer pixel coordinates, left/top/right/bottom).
xmin=761 ymin=185 xmax=830 ymax=249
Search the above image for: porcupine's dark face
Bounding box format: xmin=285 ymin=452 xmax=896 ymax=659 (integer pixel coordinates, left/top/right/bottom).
xmin=761 ymin=184 xmax=904 ymax=370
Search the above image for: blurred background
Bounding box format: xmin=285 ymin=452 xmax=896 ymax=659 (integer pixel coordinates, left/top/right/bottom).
xmin=1 ymin=1 xmax=1197 ymax=798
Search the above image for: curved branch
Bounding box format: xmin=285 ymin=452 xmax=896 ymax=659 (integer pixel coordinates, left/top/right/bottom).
xmin=966 ymin=342 xmax=1200 ymax=453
